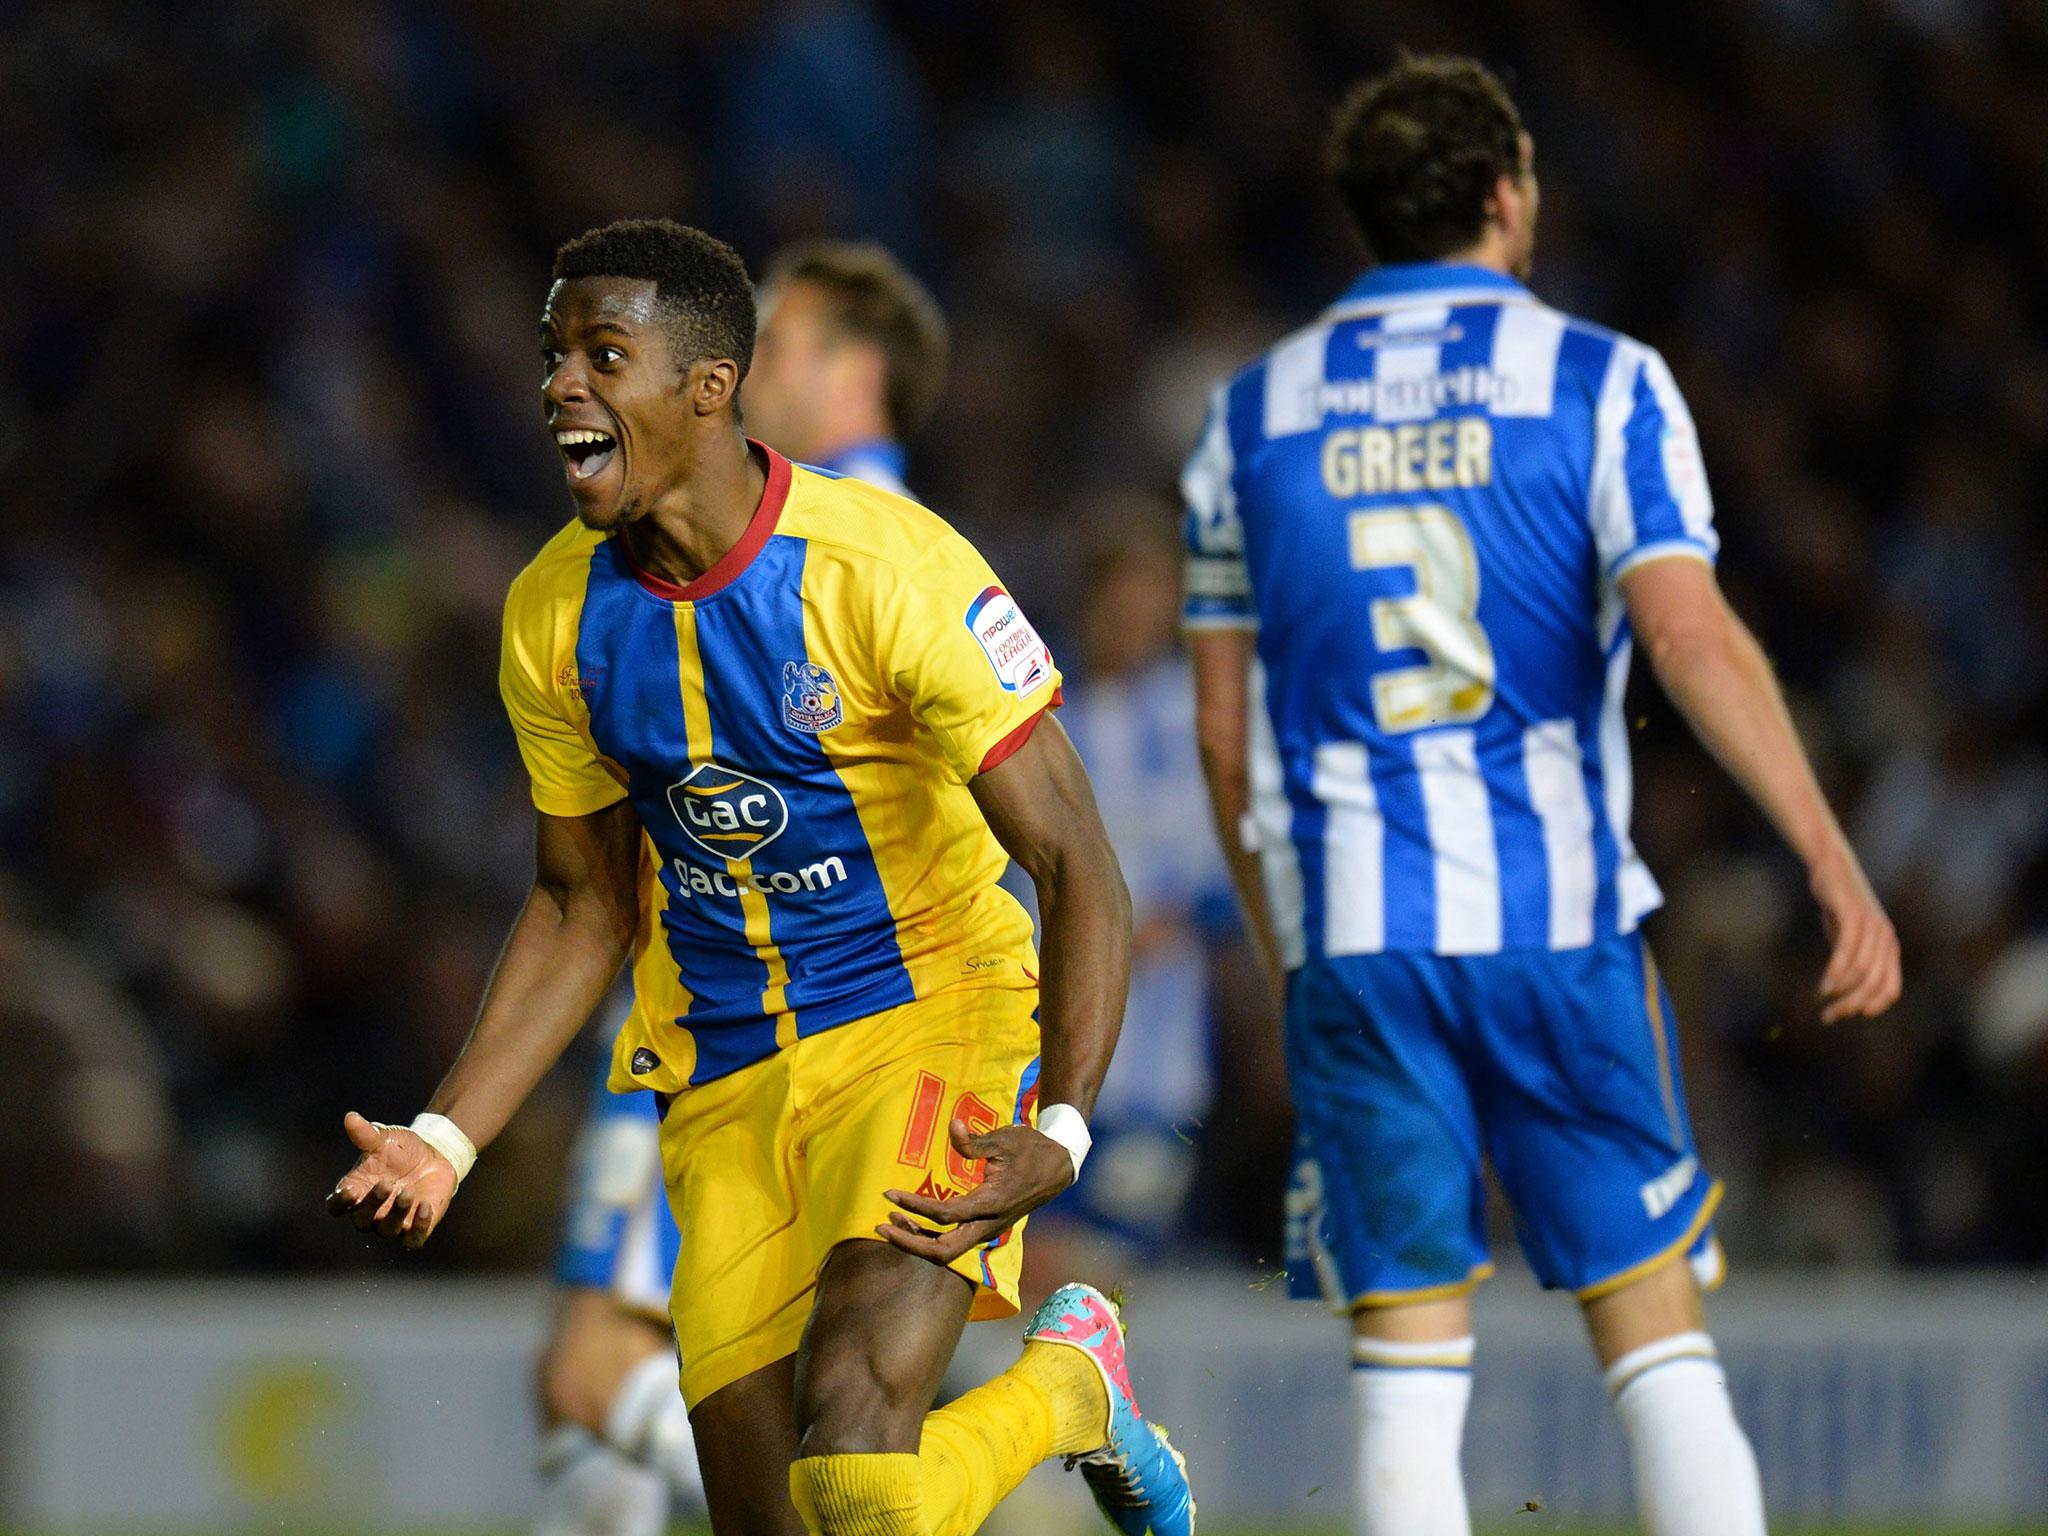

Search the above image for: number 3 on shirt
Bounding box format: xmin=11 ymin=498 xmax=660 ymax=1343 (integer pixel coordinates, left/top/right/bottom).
xmin=1348 ymin=504 xmax=1496 ymax=733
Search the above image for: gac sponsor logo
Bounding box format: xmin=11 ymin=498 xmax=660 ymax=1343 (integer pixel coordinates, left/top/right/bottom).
xmin=666 ymin=763 xmax=789 ymax=861
xmin=964 ymin=585 xmax=1052 ymax=696
xmin=670 ymin=854 xmax=848 ymax=900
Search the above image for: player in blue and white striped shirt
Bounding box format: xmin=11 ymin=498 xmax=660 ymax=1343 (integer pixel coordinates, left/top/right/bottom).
xmin=1187 ymin=56 xmax=1900 ymax=1536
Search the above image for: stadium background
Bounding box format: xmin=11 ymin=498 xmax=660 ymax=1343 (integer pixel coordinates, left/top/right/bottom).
xmin=2 ymin=0 xmax=2046 ymax=1531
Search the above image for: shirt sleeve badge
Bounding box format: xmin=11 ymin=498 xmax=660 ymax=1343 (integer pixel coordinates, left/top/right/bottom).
xmin=964 ymin=585 xmax=1053 ymax=696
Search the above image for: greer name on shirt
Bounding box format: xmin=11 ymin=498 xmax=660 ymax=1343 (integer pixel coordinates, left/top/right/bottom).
xmin=1321 ymin=417 xmax=1494 ymax=498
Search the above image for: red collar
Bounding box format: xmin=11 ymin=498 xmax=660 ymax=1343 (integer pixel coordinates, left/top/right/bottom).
xmin=622 ymin=441 xmax=792 ymax=602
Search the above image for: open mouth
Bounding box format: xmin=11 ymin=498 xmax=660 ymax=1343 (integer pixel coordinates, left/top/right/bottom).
xmin=555 ymin=427 xmax=618 ymax=482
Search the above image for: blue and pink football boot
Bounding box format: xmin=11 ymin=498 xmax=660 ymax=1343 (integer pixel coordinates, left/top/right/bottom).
xmin=1024 ymin=1281 xmax=1195 ymax=1535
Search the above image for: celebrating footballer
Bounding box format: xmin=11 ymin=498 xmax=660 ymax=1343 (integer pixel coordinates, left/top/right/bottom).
xmin=326 ymin=220 xmax=1194 ymax=1536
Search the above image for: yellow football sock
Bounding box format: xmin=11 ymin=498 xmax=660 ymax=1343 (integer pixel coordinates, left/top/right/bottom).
xmin=916 ymin=1343 xmax=1111 ymax=1536
xmin=1012 ymin=1339 xmax=1112 ymax=1454
xmin=789 ymin=1453 xmax=925 ymax=1536
xmin=788 ymin=1347 xmax=1111 ymax=1536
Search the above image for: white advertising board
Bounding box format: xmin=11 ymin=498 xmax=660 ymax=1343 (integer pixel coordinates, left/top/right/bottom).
xmin=4 ymin=1272 xmax=2046 ymax=1529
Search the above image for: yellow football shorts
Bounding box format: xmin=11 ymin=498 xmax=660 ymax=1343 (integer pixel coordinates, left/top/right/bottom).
xmin=658 ymin=981 xmax=1042 ymax=1409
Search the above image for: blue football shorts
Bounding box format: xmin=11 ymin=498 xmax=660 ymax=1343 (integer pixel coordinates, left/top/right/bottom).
xmin=1284 ymin=930 xmax=1723 ymax=1308
xmin=553 ymin=1047 xmax=681 ymax=1319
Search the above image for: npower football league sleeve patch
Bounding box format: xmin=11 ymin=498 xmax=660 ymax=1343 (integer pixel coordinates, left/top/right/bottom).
xmin=965 ymin=585 xmax=1053 ymax=696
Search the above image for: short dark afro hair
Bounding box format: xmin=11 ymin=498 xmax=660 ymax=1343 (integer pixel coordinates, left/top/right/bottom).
xmin=1326 ymin=54 xmax=1526 ymax=265
xmin=552 ymin=218 xmax=756 ymax=381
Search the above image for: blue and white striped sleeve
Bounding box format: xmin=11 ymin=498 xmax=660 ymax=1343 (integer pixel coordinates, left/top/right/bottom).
xmin=1589 ymin=341 xmax=1719 ymax=580
xmin=1182 ymin=385 xmax=1257 ymax=630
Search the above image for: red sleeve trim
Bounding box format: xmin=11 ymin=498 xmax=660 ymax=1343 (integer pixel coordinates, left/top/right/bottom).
xmin=624 ymin=442 xmax=792 ymax=602
xmin=977 ymin=686 xmax=1064 ymax=775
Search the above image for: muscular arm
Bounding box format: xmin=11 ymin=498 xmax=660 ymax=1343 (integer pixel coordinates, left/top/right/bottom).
xmin=969 ymin=715 xmax=1133 ymax=1116
xmin=879 ymin=715 xmax=1131 ymax=1261
xmin=1190 ymin=626 xmax=1283 ymax=984
xmin=426 ymin=800 xmax=643 ymax=1144
xmin=1621 ymin=555 xmax=1900 ymax=1021
xmin=327 ymin=800 xmax=641 ymax=1245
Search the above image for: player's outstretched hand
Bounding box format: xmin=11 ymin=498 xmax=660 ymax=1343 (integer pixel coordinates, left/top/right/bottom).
xmin=1811 ymin=851 xmax=1901 ymax=1024
xmin=325 ymin=1111 xmax=458 ymax=1250
xmin=878 ymin=1117 xmax=1074 ymax=1265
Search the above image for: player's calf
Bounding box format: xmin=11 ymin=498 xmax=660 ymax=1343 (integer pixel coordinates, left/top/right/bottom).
xmin=1348 ymin=1298 xmax=1474 ymax=1536
xmin=788 ymin=1261 xmax=1194 ymax=1536
xmin=1605 ymin=1332 xmax=1765 ymax=1536
xmin=1585 ymin=1261 xmax=1765 ymax=1536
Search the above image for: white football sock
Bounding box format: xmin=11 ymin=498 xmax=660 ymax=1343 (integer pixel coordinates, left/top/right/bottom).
xmin=1605 ymin=1331 xmax=1766 ymax=1536
xmin=533 ymin=1424 xmax=666 ymax=1536
xmin=603 ymin=1350 xmax=708 ymax=1512
xmin=1350 ymin=1334 xmax=1475 ymax=1536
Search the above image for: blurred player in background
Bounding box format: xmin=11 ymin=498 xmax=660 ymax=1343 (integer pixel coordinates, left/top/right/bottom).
xmin=529 ymin=238 xmax=952 ymax=1536
xmin=328 ymin=219 xmax=1193 ymax=1536
xmin=1032 ymin=517 xmax=1240 ymax=1273
xmin=536 ymin=991 xmax=702 ymax=1536
xmin=1185 ymin=55 xmax=1900 ymax=1536
xmin=744 ymin=240 xmax=949 ymax=498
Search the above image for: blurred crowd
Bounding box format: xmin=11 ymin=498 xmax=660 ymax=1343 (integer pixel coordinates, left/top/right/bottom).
xmin=3 ymin=0 xmax=2046 ymax=1280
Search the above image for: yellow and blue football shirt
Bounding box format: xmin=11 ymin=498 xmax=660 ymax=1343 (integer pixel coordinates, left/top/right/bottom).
xmin=499 ymin=444 xmax=1062 ymax=1095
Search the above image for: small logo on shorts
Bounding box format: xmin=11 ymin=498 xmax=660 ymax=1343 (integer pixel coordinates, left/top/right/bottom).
xmin=914 ymin=1171 xmax=968 ymax=1201
xmin=781 ymin=660 xmax=843 ymax=733
xmin=1640 ymin=1154 xmax=1698 ymax=1220
xmin=630 ymin=1047 xmax=660 ymax=1076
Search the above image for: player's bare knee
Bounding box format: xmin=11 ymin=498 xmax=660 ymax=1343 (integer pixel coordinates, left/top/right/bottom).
xmin=796 ymin=1372 xmax=922 ymax=1456
xmin=539 ymin=1353 xmax=598 ymax=1431
xmin=797 ymin=1239 xmax=968 ymax=1455
xmin=538 ymin=1293 xmax=665 ymax=1432
xmin=1352 ymin=1294 xmax=1472 ymax=1343
xmin=796 ymin=1346 xmax=929 ymax=1456
xmin=1581 ymin=1253 xmax=1707 ymax=1369
xmin=538 ymin=1331 xmax=612 ymax=1432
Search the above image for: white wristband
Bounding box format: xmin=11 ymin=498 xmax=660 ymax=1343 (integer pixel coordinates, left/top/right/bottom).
xmin=1035 ymin=1102 xmax=1091 ymax=1181
xmin=403 ymin=1113 xmax=477 ymax=1188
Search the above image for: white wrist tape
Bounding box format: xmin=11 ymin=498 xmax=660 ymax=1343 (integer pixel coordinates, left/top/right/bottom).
xmin=1035 ymin=1102 xmax=1092 ymax=1180
xmin=405 ymin=1113 xmax=478 ymax=1188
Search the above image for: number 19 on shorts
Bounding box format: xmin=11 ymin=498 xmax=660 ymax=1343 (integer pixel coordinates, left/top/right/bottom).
xmin=898 ymin=1070 xmax=1000 ymax=1188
